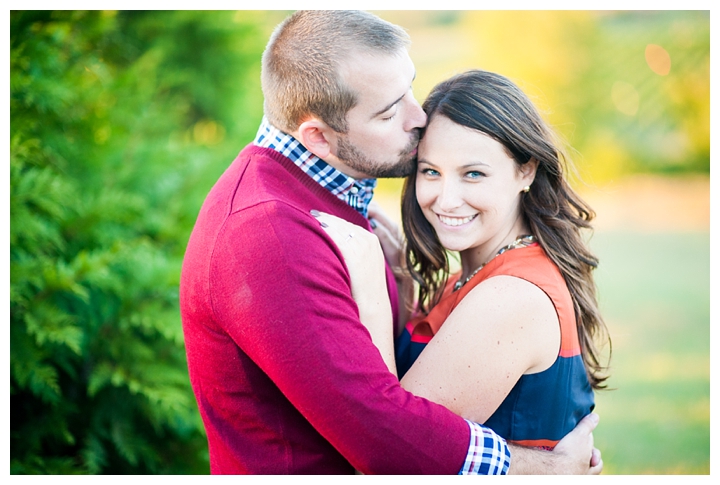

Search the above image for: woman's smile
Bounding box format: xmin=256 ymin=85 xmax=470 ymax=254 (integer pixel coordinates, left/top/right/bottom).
xmin=436 ymin=213 xmax=478 ymax=227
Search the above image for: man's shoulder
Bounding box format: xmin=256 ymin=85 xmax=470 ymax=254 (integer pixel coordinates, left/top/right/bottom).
xmin=190 ymin=143 xmax=362 ymax=266
xmin=198 ymin=144 xmax=308 ymax=218
xmin=229 ymin=144 xmax=319 ymax=213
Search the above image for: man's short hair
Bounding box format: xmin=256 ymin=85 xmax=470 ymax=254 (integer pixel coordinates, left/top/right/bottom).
xmin=261 ymin=10 xmax=410 ymax=134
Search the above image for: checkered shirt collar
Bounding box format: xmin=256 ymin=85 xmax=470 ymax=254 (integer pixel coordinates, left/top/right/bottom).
xmin=253 ymin=117 xmax=377 ymax=218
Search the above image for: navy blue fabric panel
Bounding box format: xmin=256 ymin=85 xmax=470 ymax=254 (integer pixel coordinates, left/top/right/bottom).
xmin=394 ymin=329 xmax=427 ymax=380
xmin=483 ymin=355 xmax=594 ymax=442
xmin=394 ymin=333 xmax=594 ymax=445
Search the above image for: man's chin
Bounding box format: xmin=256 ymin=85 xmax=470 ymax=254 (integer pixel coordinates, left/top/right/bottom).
xmin=373 ymin=158 xmax=415 ymax=178
xmin=335 ymin=151 xmax=415 ymax=178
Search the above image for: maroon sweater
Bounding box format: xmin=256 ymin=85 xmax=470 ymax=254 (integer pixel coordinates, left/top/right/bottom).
xmin=180 ymin=145 xmax=470 ymax=474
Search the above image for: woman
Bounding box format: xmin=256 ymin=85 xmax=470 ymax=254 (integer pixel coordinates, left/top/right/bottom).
xmin=314 ymin=70 xmax=610 ymax=449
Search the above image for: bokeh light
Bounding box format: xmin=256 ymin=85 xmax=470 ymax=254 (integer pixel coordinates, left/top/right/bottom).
xmin=645 ymin=43 xmax=672 ymax=75
xmin=611 ymin=81 xmax=641 ymax=116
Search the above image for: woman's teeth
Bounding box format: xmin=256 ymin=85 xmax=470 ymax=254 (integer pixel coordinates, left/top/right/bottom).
xmin=438 ymin=214 xmax=476 ymax=226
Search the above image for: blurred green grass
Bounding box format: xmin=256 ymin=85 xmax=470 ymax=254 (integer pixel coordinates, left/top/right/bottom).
xmin=590 ymin=231 xmax=710 ymax=474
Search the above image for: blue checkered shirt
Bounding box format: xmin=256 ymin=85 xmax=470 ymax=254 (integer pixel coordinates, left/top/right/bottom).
xmin=253 ymin=117 xmax=377 ymax=218
xmin=461 ymin=420 xmax=511 ymax=475
xmin=253 ymin=117 xmax=511 ymax=475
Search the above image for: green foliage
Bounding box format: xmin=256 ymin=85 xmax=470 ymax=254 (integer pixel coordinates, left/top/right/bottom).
xmin=10 ymin=10 xmax=265 ymax=474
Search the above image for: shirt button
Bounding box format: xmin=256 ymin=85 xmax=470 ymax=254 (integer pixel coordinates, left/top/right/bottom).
xmin=350 ymin=186 xmax=359 ymax=194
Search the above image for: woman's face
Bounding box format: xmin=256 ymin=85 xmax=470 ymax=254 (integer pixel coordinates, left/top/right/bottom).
xmin=415 ymin=114 xmax=536 ymax=258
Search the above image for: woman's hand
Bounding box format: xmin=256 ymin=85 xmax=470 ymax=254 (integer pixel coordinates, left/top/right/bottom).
xmin=311 ymin=210 xmax=387 ymax=301
xmin=311 ymin=210 xmax=397 ymax=376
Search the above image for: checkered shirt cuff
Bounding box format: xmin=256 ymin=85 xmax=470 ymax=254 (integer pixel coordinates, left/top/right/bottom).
xmin=459 ymin=419 xmax=511 ymax=475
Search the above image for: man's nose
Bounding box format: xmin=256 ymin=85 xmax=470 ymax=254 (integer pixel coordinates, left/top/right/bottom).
xmin=405 ymin=92 xmax=427 ymax=131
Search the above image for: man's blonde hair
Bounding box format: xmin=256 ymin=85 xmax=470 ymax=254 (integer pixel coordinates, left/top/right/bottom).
xmin=261 ymin=10 xmax=410 ymax=134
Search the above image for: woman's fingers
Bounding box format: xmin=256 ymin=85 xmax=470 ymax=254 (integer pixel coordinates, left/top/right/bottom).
xmin=311 ymin=209 xmax=387 ymax=303
xmin=311 ymin=210 xmax=378 ymax=256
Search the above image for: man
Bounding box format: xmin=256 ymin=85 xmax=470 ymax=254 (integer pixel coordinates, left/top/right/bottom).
xmin=180 ymin=10 xmax=602 ymax=474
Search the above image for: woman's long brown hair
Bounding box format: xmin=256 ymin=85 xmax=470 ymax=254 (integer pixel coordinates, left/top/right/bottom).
xmin=402 ymin=70 xmax=611 ymax=389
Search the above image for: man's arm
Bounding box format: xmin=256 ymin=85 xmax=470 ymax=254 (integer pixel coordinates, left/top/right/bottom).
xmin=508 ymin=413 xmax=603 ymax=474
xmin=211 ymin=202 xmax=477 ymax=474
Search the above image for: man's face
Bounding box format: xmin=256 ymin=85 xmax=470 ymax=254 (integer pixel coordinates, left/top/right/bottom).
xmin=332 ymin=49 xmax=426 ymax=179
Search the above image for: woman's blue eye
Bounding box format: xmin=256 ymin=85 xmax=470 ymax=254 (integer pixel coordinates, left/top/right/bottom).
xmin=466 ymin=171 xmax=485 ymax=179
xmin=420 ymin=168 xmax=440 ymax=176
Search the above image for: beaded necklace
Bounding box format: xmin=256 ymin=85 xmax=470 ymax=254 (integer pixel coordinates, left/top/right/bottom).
xmin=453 ymin=235 xmax=536 ymax=291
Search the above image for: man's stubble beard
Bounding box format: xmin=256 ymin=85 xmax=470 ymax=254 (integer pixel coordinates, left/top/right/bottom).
xmin=336 ymin=130 xmax=419 ymax=178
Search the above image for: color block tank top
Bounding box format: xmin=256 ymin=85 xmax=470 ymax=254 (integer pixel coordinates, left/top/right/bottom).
xmin=395 ymin=244 xmax=594 ymax=449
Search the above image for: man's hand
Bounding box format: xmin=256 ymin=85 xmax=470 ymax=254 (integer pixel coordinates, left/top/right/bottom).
xmin=507 ymin=413 xmax=603 ymax=474
xmin=554 ymin=413 xmax=603 ymax=474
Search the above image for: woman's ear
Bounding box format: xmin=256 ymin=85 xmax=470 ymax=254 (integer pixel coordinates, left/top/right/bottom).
xmin=519 ymin=157 xmax=539 ymax=186
xmin=295 ymin=119 xmax=335 ymax=159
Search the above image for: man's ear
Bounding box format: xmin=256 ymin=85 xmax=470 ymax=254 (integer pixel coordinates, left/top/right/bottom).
xmin=295 ymin=119 xmax=335 ymax=159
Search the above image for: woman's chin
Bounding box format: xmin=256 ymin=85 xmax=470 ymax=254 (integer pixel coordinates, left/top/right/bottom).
xmin=436 ymin=235 xmax=472 ymax=254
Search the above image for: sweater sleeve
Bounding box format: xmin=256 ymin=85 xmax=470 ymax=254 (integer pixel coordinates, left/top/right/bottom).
xmin=209 ymin=200 xmax=471 ymax=474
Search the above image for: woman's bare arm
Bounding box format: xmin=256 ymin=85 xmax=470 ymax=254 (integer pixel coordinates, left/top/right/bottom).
xmin=313 ymin=210 xmax=560 ymax=421
xmin=400 ymin=275 xmax=560 ymax=423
